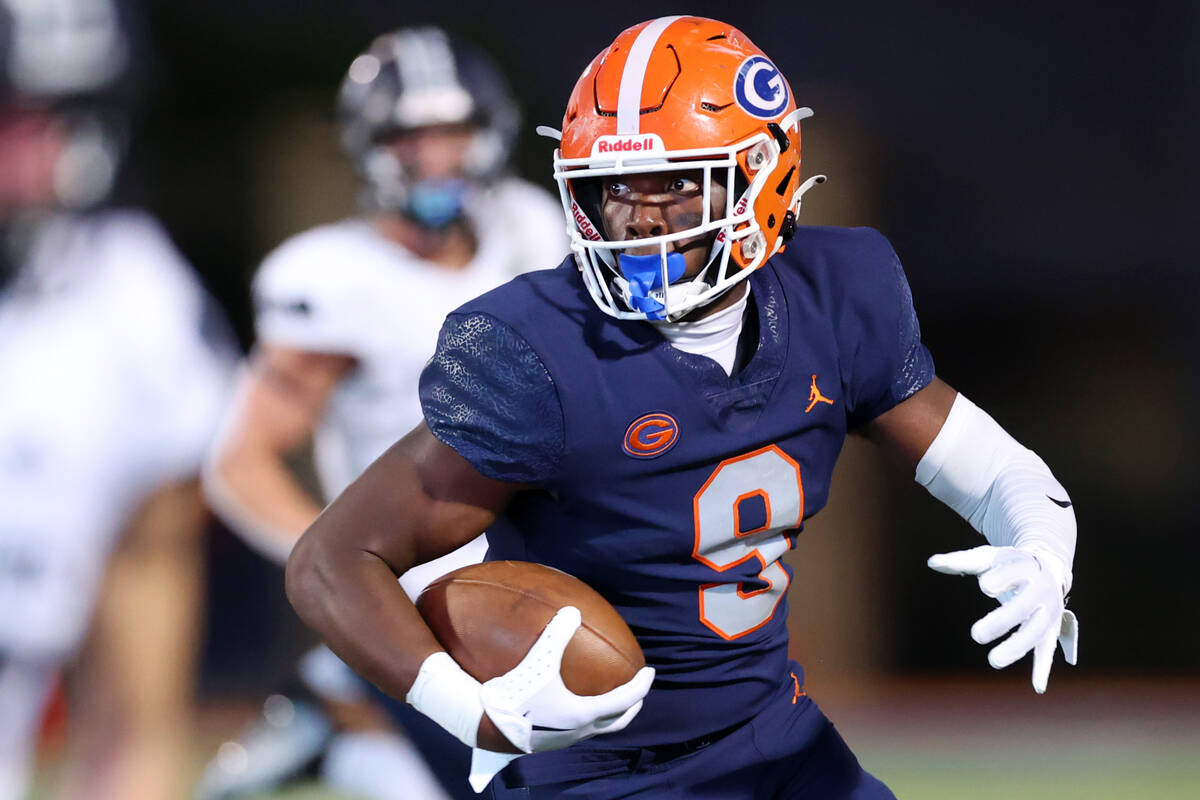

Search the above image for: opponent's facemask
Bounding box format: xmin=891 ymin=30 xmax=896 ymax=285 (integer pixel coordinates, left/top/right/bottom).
xmin=541 ymin=16 xmax=824 ymax=322
xmin=0 ymin=0 xmax=139 ymax=212
xmin=337 ymin=27 xmax=519 ymax=229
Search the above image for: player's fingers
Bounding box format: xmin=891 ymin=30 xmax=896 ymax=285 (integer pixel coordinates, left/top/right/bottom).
xmin=987 ymin=605 xmax=1051 ymax=669
xmin=574 ymin=666 xmax=656 ymax=719
xmin=531 ymin=606 xmax=582 ymax=657
xmin=970 ymin=591 xmax=1036 ymax=645
xmin=592 ymin=699 xmax=644 ymax=734
xmin=927 ymin=546 xmax=998 ymax=576
xmin=976 ymin=561 xmax=1033 ymax=599
xmin=600 ymin=666 xmax=655 ymax=707
xmin=528 ymin=698 xmax=645 ymax=753
xmin=623 ymin=666 xmax=656 ymax=702
xmin=1031 ymin=624 xmax=1058 ymax=694
xmin=1059 ymin=610 xmax=1079 ymax=666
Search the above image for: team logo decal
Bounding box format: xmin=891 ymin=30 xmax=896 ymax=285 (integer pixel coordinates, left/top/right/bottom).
xmin=734 ymin=55 xmax=789 ymax=119
xmin=623 ymin=412 xmax=680 ymax=459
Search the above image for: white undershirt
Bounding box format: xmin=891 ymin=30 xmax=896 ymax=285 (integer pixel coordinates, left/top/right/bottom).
xmin=653 ymin=284 xmax=749 ymax=377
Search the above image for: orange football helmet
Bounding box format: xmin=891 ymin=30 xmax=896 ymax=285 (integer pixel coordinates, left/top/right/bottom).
xmin=542 ymin=16 xmax=824 ymax=321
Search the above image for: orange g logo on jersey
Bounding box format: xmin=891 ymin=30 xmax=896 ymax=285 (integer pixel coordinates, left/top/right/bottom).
xmin=623 ymin=413 xmax=679 ymax=459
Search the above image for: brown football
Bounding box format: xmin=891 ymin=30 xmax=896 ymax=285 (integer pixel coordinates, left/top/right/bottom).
xmin=416 ymin=560 xmax=645 ymax=695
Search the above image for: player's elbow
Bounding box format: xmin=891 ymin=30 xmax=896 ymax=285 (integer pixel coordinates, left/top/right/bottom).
xmin=202 ymin=422 xmax=262 ymax=514
xmin=284 ymin=525 xmax=327 ymax=628
xmin=200 ymin=447 xmax=241 ymax=520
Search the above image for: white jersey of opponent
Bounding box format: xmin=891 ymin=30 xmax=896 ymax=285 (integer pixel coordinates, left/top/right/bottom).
xmin=0 ymin=210 xmax=234 ymax=660
xmin=0 ymin=210 xmax=234 ymax=799
xmin=252 ymin=178 xmax=567 ymax=595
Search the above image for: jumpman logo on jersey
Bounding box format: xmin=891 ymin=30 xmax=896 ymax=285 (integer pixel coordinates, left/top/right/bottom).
xmin=805 ymin=374 xmax=835 ymax=413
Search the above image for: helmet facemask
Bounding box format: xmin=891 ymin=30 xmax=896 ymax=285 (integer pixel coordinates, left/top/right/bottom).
xmin=359 ymin=123 xmax=481 ymax=229
xmin=550 ymin=118 xmax=806 ymax=322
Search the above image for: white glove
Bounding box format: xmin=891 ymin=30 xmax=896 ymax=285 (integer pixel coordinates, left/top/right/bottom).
xmin=407 ymin=605 xmax=655 ymax=793
xmin=479 ymin=606 xmax=655 ymax=753
xmin=469 ymin=606 xmax=655 ymax=789
xmin=928 ymin=545 xmax=1078 ymax=693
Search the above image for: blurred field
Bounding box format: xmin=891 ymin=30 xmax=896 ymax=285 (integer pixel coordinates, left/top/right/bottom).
xmin=176 ymin=676 xmax=1200 ymax=799
xmin=833 ymin=677 xmax=1200 ymax=800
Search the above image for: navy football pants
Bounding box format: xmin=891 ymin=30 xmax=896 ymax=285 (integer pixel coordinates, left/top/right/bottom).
xmin=487 ymin=665 xmax=896 ymax=800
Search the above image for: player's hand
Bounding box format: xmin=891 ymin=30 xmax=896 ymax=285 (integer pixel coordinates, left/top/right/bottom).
xmin=478 ymin=605 xmax=655 ymax=754
xmin=928 ymin=545 xmax=1078 ymax=693
xmin=468 ymin=606 xmax=654 ymax=792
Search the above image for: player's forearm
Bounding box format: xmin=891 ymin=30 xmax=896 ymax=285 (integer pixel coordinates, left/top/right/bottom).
xmin=203 ymin=445 xmax=324 ymax=564
xmin=286 ymin=529 xmax=441 ymax=697
xmin=285 ymin=431 xmax=521 ymax=750
xmin=285 ymin=444 xmax=451 ymax=699
xmin=917 ymin=393 xmax=1076 ymax=583
xmin=286 ymin=535 xmax=517 ymax=752
xmin=921 ymin=394 xmax=1079 ymax=691
xmin=205 ymin=353 xmax=347 ymax=562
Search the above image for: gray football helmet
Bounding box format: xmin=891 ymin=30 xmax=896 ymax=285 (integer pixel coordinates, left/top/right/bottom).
xmin=336 ymin=27 xmax=519 ymax=226
xmin=1 ymin=0 xmax=139 ymax=209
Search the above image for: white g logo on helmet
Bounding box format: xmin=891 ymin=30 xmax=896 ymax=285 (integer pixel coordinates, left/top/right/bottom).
xmin=734 ymin=55 xmax=788 ymax=119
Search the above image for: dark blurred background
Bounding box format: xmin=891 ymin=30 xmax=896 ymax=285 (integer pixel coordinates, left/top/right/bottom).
xmin=113 ymin=0 xmax=1197 ymax=690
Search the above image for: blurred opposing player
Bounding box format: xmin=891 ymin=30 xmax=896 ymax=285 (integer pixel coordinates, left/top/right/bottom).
xmin=0 ymin=1 xmax=235 ymax=798
xmin=197 ymin=27 xmax=566 ymax=800
xmin=286 ymin=16 xmax=1080 ymax=799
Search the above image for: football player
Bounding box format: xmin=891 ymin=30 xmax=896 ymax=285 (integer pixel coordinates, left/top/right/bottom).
xmin=0 ymin=1 xmax=235 ymax=798
xmin=197 ymin=27 xmax=567 ymax=800
xmin=285 ymin=16 xmax=1079 ymax=799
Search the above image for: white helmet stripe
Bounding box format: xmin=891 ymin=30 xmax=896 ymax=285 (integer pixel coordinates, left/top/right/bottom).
xmin=395 ymin=28 xmax=459 ymax=91
xmin=616 ymin=16 xmax=683 ymax=135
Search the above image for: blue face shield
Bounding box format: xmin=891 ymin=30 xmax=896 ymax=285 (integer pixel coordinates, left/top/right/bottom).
xmin=405 ymin=178 xmax=468 ymax=228
xmin=617 ymin=252 xmax=688 ymax=321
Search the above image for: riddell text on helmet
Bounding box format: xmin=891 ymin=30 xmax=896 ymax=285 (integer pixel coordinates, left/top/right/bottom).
xmin=591 ymin=134 xmax=666 ymax=156
xmin=571 ymin=200 xmax=603 ymax=241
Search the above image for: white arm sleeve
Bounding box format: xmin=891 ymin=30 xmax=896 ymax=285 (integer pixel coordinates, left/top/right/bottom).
xmin=916 ymin=393 xmax=1077 ymax=593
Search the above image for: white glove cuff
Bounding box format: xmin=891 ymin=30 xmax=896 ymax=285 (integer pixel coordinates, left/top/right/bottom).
xmin=917 ymin=393 xmax=1076 ymax=595
xmin=1025 ymin=547 xmax=1072 ymax=596
xmin=405 ymin=651 xmax=484 ymax=748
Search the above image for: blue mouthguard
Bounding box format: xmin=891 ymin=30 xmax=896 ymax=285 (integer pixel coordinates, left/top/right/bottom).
xmin=617 ymin=252 xmax=687 ymax=320
xmin=406 ymin=178 xmax=468 ymax=228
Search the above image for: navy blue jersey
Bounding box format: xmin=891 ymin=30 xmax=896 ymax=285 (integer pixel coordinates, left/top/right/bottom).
xmin=420 ymin=226 xmax=934 ymax=748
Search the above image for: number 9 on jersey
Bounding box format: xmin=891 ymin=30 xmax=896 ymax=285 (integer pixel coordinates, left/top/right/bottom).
xmin=692 ymin=445 xmax=804 ymax=640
